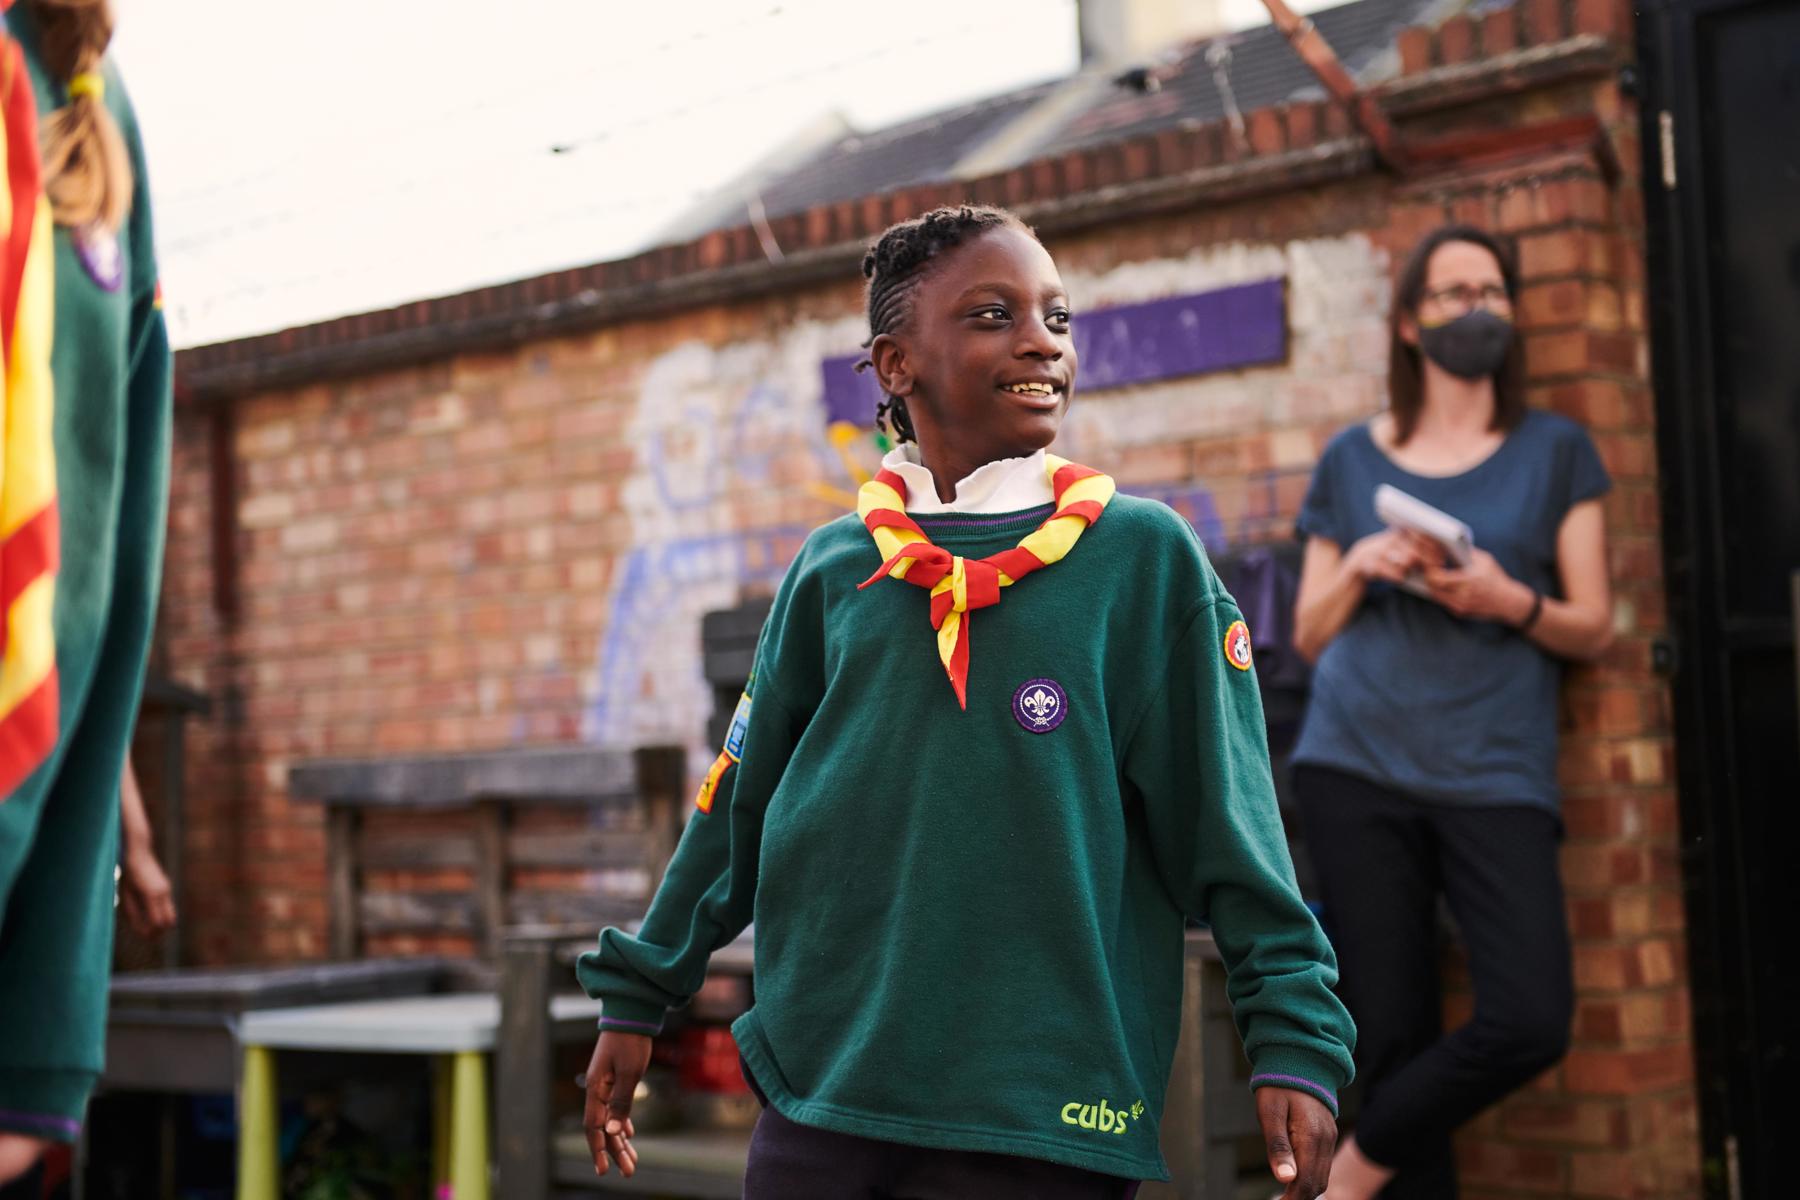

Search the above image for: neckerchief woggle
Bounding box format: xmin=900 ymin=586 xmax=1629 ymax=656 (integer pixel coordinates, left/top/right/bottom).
xmin=856 ymin=455 xmax=1115 ymax=709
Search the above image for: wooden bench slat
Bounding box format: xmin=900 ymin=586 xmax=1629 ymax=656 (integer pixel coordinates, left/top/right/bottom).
xmin=506 ymin=891 xmax=646 ymax=931
xmin=359 ymin=832 xmax=478 ymax=870
xmin=506 ymin=830 xmax=665 ymax=870
xmin=290 ymin=747 xmax=641 ymax=807
xmin=358 ymin=891 xmax=477 ymax=934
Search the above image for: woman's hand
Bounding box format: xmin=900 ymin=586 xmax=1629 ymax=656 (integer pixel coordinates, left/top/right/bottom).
xmin=1256 ymin=1087 xmax=1337 ymax=1199
xmin=583 ymin=1031 xmax=651 ymax=1177
xmin=1342 ymin=528 xmax=1437 ymax=586
xmin=1422 ymin=548 xmax=1533 ymax=623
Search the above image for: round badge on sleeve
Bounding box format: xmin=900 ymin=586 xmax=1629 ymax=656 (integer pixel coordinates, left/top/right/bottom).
xmin=1223 ymin=620 xmax=1254 ymax=671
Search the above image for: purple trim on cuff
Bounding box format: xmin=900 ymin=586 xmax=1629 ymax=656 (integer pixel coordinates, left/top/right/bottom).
xmin=0 ymin=1108 xmax=81 ymax=1138
xmin=598 ymin=1015 xmax=663 ymax=1035
xmin=1249 ymin=1073 xmax=1338 ymax=1111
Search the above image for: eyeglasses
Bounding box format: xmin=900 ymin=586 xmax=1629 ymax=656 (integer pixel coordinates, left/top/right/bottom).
xmin=1419 ymin=283 xmax=1511 ymax=316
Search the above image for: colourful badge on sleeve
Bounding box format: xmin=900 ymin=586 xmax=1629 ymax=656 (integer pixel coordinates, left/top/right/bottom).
xmin=695 ymin=681 xmax=753 ymax=813
xmin=1223 ymin=619 xmax=1254 ymax=671
xmin=694 ymin=751 xmax=732 ymax=814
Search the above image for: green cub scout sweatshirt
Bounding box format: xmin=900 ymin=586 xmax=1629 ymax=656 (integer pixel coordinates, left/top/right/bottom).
xmin=578 ymin=496 xmax=1354 ymax=1181
xmin=0 ymin=8 xmax=173 ymax=1142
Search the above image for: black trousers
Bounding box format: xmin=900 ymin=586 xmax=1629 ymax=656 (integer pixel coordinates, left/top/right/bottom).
xmin=0 ymin=1159 xmax=42 ymax=1200
xmin=1295 ymin=766 xmax=1573 ymax=1200
xmin=739 ymin=1061 xmax=1139 ymax=1200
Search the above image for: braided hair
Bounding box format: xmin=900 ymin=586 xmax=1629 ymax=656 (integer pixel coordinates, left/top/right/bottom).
xmin=28 ymin=0 xmax=134 ymax=232
xmin=856 ymin=205 xmax=1029 ymax=444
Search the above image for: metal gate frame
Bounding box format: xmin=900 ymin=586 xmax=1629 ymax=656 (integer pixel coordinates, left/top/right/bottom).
xmin=1636 ymin=2 xmax=1798 ymax=1194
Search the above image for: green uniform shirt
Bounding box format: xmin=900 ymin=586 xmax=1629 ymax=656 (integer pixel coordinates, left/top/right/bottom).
xmin=578 ymin=497 xmax=1354 ymax=1181
xmin=0 ymin=9 xmax=173 ymax=1141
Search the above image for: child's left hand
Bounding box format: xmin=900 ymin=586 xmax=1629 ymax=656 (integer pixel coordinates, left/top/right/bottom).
xmin=1256 ymin=1086 xmax=1336 ymax=1199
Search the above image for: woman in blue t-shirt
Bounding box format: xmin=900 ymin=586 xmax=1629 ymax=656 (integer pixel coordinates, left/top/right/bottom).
xmin=1290 ymin=225 xmax=1613 ymax=1200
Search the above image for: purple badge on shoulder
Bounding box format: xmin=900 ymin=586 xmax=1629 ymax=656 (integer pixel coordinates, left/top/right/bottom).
xmin=1012 ymin=678 xmax=1067 ymax=733
xmin=75 ymin=223 xmax=123 ymax=292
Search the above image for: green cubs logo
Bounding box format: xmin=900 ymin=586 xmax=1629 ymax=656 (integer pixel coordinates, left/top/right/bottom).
xmin=1060 ymin=1097 xmax=1145 ymax=1135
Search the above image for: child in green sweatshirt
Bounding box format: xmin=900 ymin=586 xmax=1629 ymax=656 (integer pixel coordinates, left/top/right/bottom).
xmin=577 ymin=206 xmax=1353 ymax=1198
xmin=0 ymin=0 xmax=172 ymax=1176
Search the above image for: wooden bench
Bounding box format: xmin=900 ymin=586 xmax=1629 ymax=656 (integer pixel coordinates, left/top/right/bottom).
xmin=287 ymin=746 xmax=686 ymax=961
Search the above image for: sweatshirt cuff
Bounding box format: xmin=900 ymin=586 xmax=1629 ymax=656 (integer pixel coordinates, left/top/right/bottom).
xmin=596 ymin=998 xmax=668 ymax=1036
xmin=1248 ymin=1047 xmax=1347 ymax=1118
xmin=0 ymin=1068 xmax=95 ymax=1142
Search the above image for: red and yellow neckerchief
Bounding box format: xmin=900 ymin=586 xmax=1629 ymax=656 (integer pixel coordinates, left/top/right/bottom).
xmin=0 ymin=28 xmax=60 ymax=801
xmin=857 ymin=455 xmax=1114 ymax=709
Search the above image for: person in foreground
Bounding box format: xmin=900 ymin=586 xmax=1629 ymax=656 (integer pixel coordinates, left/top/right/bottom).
xmin=0 ymin=0 xmax=173 ymax=1183
xmin=578 ymin=205 xmax=1355 ymax=1198
xmin=1290 ymin=224 xmax=1612 ymax=1199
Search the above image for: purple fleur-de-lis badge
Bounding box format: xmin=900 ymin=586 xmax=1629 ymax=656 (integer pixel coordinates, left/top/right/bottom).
xmin=1012 ymin=678 xmax=1067 ymax=734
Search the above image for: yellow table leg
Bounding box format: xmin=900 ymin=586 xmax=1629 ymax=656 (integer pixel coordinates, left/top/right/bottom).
xmin=236 ymin=1044 xmax=279 ymax=1200
xmin=432 ymin=1054 xmax=453 ymax=1200
xmin=448 ymin=1049 xmax=490 ymax=1200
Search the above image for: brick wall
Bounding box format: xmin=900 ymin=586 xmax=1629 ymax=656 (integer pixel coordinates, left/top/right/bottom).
xmin=159 ymin=2 xmax=1696 ymax=1192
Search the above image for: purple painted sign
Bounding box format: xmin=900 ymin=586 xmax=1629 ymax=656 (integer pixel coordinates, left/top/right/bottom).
xmin=820 ymin=353 xmax=883 ymax=428
xmin=818 ymin=276 xmax=1287 ymax=426
xmin=1074 ymin=277 xmax=1286 ymax=391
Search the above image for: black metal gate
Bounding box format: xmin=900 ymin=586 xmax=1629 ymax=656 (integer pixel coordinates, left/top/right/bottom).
xmin=1636 ymin=1 xmax=1800 ymax=1194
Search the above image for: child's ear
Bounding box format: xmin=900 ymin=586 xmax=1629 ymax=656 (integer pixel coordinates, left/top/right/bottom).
xmin=869 ymin=333 xmax=913 ymax=398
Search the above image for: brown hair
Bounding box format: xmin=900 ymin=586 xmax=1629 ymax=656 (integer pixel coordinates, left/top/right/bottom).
xmin=28 ymin=0 xmax=133 ymax=231
xmin=1387 ymin=224 xmax=1525 ymax=445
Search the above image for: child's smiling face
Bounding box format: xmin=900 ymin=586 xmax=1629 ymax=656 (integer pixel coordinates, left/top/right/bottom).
xmin=874 ymin=225 xmax=1078 ymax=473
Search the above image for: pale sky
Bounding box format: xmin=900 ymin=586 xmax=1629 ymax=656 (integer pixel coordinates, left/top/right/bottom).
xmin=110 ymin=0 xmax=1330 ymax=349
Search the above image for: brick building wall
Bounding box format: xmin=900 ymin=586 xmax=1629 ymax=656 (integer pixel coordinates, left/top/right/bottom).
xmin=158 ymin=2 xmax=1697 ymax=1193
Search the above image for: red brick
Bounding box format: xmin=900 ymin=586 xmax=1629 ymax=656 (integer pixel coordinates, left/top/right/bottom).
xmin=1247 ymin=107 xmax=1285 ymax=157
xmin=1568 ymin=1149 xmax=1643 ymax=1198
xmin=1502 ymin=1097 xmax=1628 ymax=1147
xmin=1481 ymin=4 xmax=1521 ymax=53
xmin=1518 ymin=279 xmax=1588 ymax=329
xmin=1285 ymin=101 xmax=1318 ymax=148
xmin=1573 ymin=0 xmax=1625 ymax=39
xmin=1523 ymin=0 xmax=1566 ymax=42
xmin=1397 ymin=25 xmax=1433 ymax=73
xmin=1321 ymin=102 xmax=1354 ymax=139
xmin=1564 ymin=1045 xmax=1694 ymax=1094
xmin=1439 ymin=14 xmax=1476 ymax=63
xmin=1525 ymin=329 xmax=1588 ymax=376
xmin=1120 ymin=139 xmax=1153 ymax=182
xmin=1457 ymin=1140 xmax=1568 ymax=1192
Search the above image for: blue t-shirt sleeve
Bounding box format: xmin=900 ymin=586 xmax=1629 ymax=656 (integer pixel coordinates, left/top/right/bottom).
xmin=1296 ymin=436 xmax=1345 ymax=545
xmin=1558 ymin=421 xmax=1612 ymax=514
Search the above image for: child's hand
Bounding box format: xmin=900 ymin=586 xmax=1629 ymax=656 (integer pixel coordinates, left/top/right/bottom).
xmin=120 ymin=845 xmax=178 ymax=937
xmin=582 ymin=1030 xmax=651 ymax=1177
xmin=1256 ymin=1086 xmax=1337 ymax=1199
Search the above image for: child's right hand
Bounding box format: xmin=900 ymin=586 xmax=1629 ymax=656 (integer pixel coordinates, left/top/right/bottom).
xmin=583 ymin=1030 xmax=653 ymax=1177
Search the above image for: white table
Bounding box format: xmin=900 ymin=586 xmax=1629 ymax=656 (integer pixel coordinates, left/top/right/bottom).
xmin=234 ymin=992 xmax=599 ymax=1200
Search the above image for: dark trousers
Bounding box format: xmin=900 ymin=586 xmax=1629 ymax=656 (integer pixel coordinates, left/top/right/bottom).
xmin=739 ymin=1063 xmax=1138 ymax=1200
xmin=1295 ymin=766 xmax=1573 ymax=1200
xmin=0 ymin=1159 xmax=42 ymax=1200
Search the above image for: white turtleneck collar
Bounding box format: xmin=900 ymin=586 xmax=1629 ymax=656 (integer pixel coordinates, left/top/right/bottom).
xmin=880 ymin=444 xmax=1055 ymax=515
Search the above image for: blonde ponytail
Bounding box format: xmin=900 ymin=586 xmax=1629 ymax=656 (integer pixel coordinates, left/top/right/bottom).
xmin=27 ymin=0 xmax=132 ymax=231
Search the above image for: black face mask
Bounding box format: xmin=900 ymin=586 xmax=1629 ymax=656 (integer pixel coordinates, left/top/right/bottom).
xmin=1417 ymin=309 xmax=1514 ymax=380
